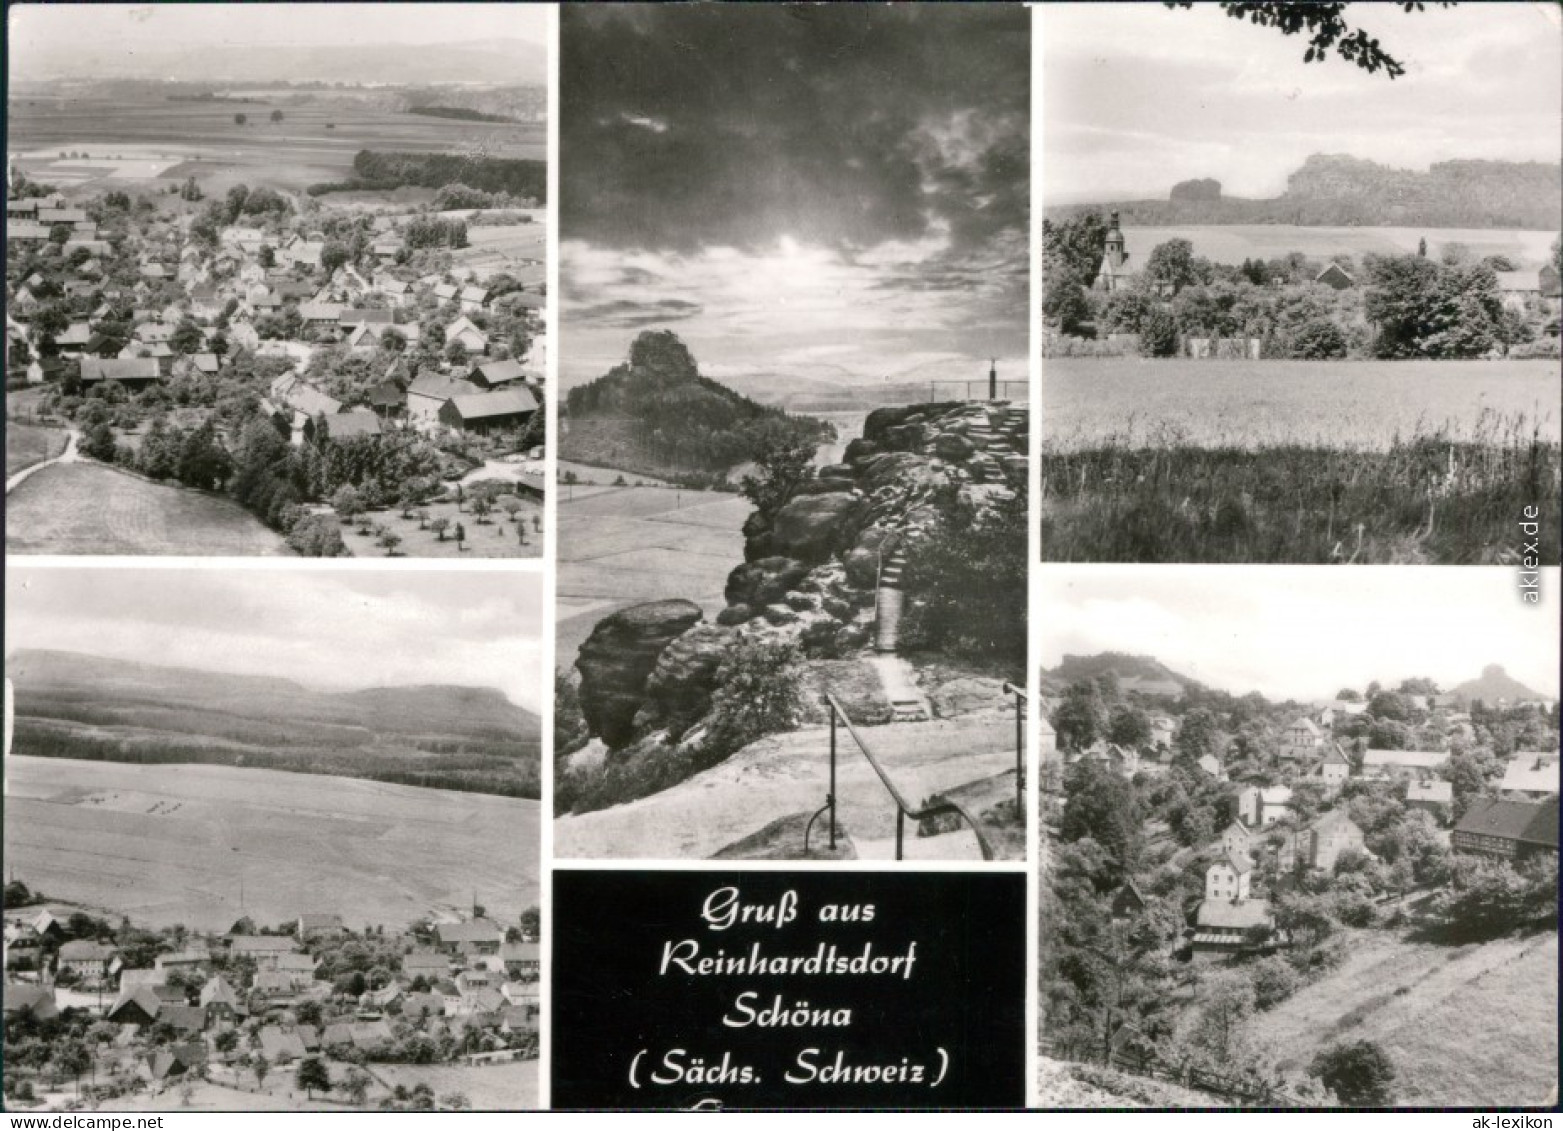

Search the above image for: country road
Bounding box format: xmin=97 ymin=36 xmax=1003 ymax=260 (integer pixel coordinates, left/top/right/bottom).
xmin=6 ymin=428 xmax=79 ymax=494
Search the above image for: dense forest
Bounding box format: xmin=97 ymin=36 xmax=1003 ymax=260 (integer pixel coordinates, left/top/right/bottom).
xmin=308 ymin=150 xmax=546 ymax=202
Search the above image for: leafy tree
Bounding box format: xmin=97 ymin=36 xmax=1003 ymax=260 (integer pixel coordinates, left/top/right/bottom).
xmin=253 ymin=1056 xmax=270 ymax=1089
xmin=1108 ymin=705 xmax=1152 ymax=749
xmin=321 ymin=241 xmax=350 ymax=274
xmin=1055 ymin=680 xmax=1109 ymax=752
xmin=1138 ymin=308 xmax=1179 ymax=357
xmin=295 ymin=1056 xmax=330 ymax=1099
xmin=341 ymin=1067 xmax=371 ymax=1106
xmin=1142 ymin=239 xmax=1201 ymax=295
xmin=1061 ymin=759 xmax=1140 ymax=872
xmin=234 ymin=113 xmax=248 ymax=127
xmin=3 ymin=881 xmax=34 ymax=907
xmin=1174 ymin=707 xmax=1223 ymax=764
xmin=270 ymin=109 xmax=284 ymax=124
xmin=1167 ymin=2 xmax=1454 ymax=79
xmin=1311 ymin=1040 xmax=1396 ymax=1106
xmin=738 ymin=425 xmax=816 ymax=520
xmin=81 ymin=421 xmax=118 ymax=462
xmin=430 ymin=517 xmax=450 ymax=542
xmin=169 ymin=319 xmax=204 ymax=356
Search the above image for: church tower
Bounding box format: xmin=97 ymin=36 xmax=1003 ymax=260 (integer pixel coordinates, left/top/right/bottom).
xmin=1094 ymin=211 xmax=1133 ymax=292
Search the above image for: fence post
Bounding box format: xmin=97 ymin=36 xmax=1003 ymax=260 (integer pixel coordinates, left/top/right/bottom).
xmin=827 ymin=704 xmax=838 ymax=851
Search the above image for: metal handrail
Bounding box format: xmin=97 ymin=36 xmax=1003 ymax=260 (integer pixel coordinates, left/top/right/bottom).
xmin=1001 ymin=681 xmax=1028 ymax=813
xmin=807 ymin=692 xmax=996 ymax=861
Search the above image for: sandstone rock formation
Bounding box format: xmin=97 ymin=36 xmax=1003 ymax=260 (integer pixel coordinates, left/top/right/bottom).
xmin=576 ymin=599 xmax=704 ymax=748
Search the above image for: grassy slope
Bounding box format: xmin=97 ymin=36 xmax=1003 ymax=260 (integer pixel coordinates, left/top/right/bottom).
xmin=1041 ymin=439 xmax=1562 ymax=564
xmin=1244 ymin=929 xmax=1558 ymax=1107
xmin=6 ymin=422 xmax=68 ymax=477
xmin=6 ymin=462 xmax=292 ymax=556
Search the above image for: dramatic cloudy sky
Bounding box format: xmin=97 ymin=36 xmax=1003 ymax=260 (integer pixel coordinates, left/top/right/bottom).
xmin=560 ymin=4 xmax=1030 ymax=391
xmin=1044 ymin=1 xmax=1563 ymax=202
xmin=1040 ymin=567 xmax=1560 ymax=704
xmin=6 ymin=568 xmax=545 ymax=712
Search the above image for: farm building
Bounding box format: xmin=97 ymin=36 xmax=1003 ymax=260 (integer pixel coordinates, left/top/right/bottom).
xmin=1499 ymin=752 xmax=1560 ymax=799
xmin=3 ymin=984 xmax=59 ymax=1023
xmin=407 ymin=374 xmax=481 ymax=426
xmin=444 ymin=315 xmax=489 ymax=354
xmin=297 ymin=914 xmax=346 ymax=941
xmin=439 ymin=388 xmax=540 ymax=436
xmin=320 ymin=409 xmax=384 ymax=442
xmin=1314 ymin=263 xmax=1355 ymax=289
xmin=80 ymin=357 xmax=162 ymax=387
xmin=1452 ymin=796 xmax=1559 ymax=861
xmin=469 ymin=358 xmax=540 ymax=389
xmin=1109 ymin=881 xmax=1147 ymax=920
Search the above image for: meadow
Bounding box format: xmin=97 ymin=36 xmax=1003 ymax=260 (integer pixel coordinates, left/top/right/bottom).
xmin=1122 ymin=225 xmax=1558 ymax=269
xmin=5 ymin=462 xmax=293 ymax=556
xmin=1041 ymin=358 xmax=1562 ymax=564
xmin=1 ymin=756 xmax=540 ymax=932
xmin=8 ymin=94 xmax=544 ymax=193
xmin=6 ymin=422 xmax=68 ymax=478
xmin=1242 ymin=929 xmax=1558 ymax=1107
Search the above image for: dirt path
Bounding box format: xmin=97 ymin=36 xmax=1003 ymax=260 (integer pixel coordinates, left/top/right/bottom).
xmin=6 ymin=428 xmax=78 ymax=494
xmin=555 ymin=714 xmax=1016 ymax=859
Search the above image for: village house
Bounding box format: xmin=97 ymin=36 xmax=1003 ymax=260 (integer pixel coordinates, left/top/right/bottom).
xmin=1220 ymin=819 xmax=1254 ymax=861
xmin=1361 ymin=748 xmax=1449 ymax=780
xmin=1109 ymin=881 xmax=1147 ymax=920
xmin=459 ymin=285 xmax=489 ymax=314
xmin=1405 ymin=780 xmax=1453 ymax=819
xmin=1238 ymin=784 xmax=1292 ymax=827
xmin=1451 ymin=796 xmax=1559 ymax=861
xmin=444 ymin=315 xmax=489 ymax=354
xmin=1190 ymin=897 xmax=1274 ymax=961
xmin=1285 ymin=809 xmax=1366 ymax=873
xmin=57 ymin=939 xmax=117 ymax=982
xmin=227 ymin=934 xmax=301 ymax=969
xmin=3 ymin=984 xmax=59 ymax=1024
xmin=199 ymin=975 xmax=244 ymax=1022
xmin=1196 ymin=753 xmax=1225 ymax=780
xmin=1314 ymin=263 xmax=1354 ymax=290
xmin=1318 ymin=743 xmax=1352 ymax=788
xmin=1204 ymin=855 xmax=1252 ymax=902
xmin=297 ymin=914 xmax=346 ymax=942
xmin=1280 ymin=716 xmax=1324 ymax=760
xmin=153 ymin=949 xmax=209 ymax=975
xmin=435 ymin=919 xmax=505 ymax=959
xmin=468 ymin=358 xmax=540 ymax=390
xmin=106 ymin=986 xmax=163 ymax=1028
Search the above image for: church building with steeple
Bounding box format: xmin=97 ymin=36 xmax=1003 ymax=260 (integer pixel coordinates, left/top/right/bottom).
xmin=1093 ymin=211 xmax=1138 ymax=292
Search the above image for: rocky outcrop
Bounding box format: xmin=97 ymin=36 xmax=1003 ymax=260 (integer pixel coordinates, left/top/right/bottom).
xmin=768 ymin=493 xmax=861 ymax=564
xmin=576 ymin=599 xmax=704 ymax=748
xmin=725 ymin=556 xmax=810 ymax=609
xmin=637 ymin=623 xmax=735 ymax=735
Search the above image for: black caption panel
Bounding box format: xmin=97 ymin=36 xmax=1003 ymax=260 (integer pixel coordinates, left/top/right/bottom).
xmin=551 ymin=870 xmax=1025 ymax=1109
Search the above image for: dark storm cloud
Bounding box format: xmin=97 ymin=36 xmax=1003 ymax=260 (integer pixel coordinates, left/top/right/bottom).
xmin=560 ymin=4 xmax=1029 ymax=255
xmin=572 ymin=297 xmax=704 ymax=329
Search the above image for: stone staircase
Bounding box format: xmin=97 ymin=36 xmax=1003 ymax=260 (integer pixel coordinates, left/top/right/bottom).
xmin=874 ymin=548 xmax=907 ymax=653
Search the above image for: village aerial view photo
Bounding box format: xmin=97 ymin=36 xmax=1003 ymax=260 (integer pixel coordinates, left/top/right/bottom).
xmin=551 ymin=4 xmax=1031 ymax=862
xmin=5 ymin=4 xmax=549 ymax=558
xmin=1037 ymin=566 xmax=1560 ymax=1108
xmin=1040 ymin=2 xmax=1561 ymax=564
xmin=3 ymin=567 xmax=544 ymax=1111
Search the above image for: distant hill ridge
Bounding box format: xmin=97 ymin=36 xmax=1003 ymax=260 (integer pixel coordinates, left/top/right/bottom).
xmin=6 ymin=649 xmax=541 ymax=798
xmin=1044 ymin=652 xmax=1196 ymax=699
xmin=1449 ymin=664 xmax=1549 ymax=706
xmin=1050 ymin=153 xmax=1563 ymax=231
xmin=561 ymin=330 xmax=830 ymax=482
